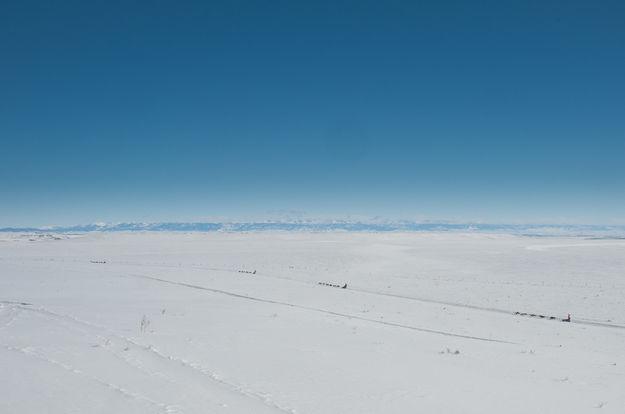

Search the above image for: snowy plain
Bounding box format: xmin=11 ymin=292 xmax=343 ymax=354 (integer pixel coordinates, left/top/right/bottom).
xmin=1 ymin=231 xmax=624 ymax=413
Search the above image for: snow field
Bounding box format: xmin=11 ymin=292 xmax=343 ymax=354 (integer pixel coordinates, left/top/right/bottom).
xmin=1 ymin=232 xmax=624 ymax=413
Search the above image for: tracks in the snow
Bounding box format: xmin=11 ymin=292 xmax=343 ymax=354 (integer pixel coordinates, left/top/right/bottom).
xmin=2 ymin=343 xmax=177 ymax=413
xmin=128 ymin=273 xmax=516 ymax=345
xmin=117 ymin=259 xmax=625 ymax=331
xmin=347 ymin=288 xmax=625 ymax=330
xmin=2 ymin=303 xmax=296 ymax=414
xmin=240 ymin=271 xmax=625 ymax=331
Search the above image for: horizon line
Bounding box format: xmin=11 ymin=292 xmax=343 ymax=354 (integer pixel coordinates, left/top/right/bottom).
xmin=2 ymin=220 xmax=625 ymax=236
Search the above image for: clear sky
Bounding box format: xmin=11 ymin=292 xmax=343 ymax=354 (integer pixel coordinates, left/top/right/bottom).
xmin=2 ymin=1 xmax=624 ymax=226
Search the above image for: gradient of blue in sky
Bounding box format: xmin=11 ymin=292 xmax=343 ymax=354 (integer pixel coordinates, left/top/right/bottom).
xmin=1 ymin=1 xmax=624 ymax=226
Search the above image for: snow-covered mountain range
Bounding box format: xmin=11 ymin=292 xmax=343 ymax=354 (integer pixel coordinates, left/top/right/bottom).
xmin=2 ymin=221 xmax=625 ymax=237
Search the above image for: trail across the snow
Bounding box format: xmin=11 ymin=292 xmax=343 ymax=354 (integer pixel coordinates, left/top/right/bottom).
xmin=111 ymin=259 xmax=625 ymax=331
xmin=127 ymin=273 xmax=515 ymax=344
xmin=2 ymin=303 xmax=296 ymax=414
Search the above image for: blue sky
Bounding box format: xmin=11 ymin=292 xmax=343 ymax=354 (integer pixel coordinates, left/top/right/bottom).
xmin=1 ymin=1 xmax=624 ymax=226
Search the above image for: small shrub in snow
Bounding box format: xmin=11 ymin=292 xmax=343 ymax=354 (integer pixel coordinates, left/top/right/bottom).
xmin=140 ymin=315 xmax=150 ymax=332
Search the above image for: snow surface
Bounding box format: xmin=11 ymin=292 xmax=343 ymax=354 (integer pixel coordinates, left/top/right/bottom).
xmin=1 ymin=231 xmax=624 ymax=413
